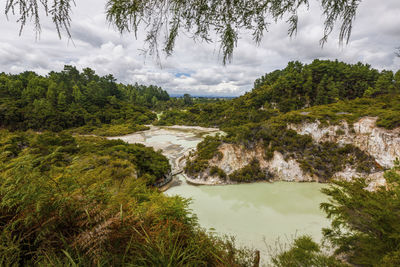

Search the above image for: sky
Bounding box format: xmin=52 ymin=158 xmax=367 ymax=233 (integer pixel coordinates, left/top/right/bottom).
xmin=0 ymin=0 xmax=399 ymax=97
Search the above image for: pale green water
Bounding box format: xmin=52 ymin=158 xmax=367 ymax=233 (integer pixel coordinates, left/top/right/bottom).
xmin=112 ymin=126 xmax=329 ymax=262
xmin=166 ymin=179 xmax=328 ymax=254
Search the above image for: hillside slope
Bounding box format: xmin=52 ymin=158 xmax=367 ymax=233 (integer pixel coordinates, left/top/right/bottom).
xmin=183 ymin=95 xmax=400 ymax=186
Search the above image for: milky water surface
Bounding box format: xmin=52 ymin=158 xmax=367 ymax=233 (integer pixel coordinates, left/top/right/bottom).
xmin=168 ymin=179 xmax=328 ymax=253
xmin=111 ymin=126 xmax=329 ymax=262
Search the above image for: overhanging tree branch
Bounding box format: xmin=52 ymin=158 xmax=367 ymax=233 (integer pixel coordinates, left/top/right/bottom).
xmin=5 ymin=0 xmax=75 ymax=38
xmin=4 ymin=0 xmax=365 ymax=63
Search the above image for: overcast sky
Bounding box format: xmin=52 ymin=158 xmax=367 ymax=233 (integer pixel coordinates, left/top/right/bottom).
xmin=0 ymin=0 xmax=399 ymax=96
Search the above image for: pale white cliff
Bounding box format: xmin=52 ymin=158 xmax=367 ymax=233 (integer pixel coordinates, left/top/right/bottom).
xmin=288 ymin=117 xmax=400 ymax=168
xmin=185 ymin=117 xmax=399 ymax=188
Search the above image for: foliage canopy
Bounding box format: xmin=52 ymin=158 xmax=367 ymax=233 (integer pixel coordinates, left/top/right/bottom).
xmin=0 ymin=65 xmax=169 ymax=134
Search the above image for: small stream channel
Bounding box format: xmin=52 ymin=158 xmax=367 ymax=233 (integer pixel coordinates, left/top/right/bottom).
xmin=110 ymin=126 xmax=329 ymax=264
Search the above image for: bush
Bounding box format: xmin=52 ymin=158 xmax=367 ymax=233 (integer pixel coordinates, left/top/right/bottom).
xmin=320 ymin=163 xmax=400 ymax=266
xmin=185 ymin=136 xmax=223 ymax=175
xmin=209 ymin=166 xmax=227 ymax=180
xmin=229 ymin=159 xmax=268 ymax=182
xmin=0 ymin=130 xmax=254 ymax=265
xmin=271 ymin=236 xmax=348 ymax=267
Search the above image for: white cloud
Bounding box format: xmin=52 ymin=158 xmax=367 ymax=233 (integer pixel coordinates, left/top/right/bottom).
xmin=0 ymin=0 xmax=399 ymax=96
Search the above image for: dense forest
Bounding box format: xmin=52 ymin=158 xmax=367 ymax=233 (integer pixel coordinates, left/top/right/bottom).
xmin=158 ymin=60 xmax=400 ymax=128
xmin=1 ymin=60 xmax=400 ymax=265
xmin=0 ymin=66 xmax=171 ymax=135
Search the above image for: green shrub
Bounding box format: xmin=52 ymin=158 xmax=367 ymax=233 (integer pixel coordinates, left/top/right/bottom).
xmin=229 ymin=159 xmax=268 ymax=182
xmin=0 ymin=129 xmax=254 ymax=266
xmin=209 ymin=166 xmax=227 ymax=180
xmin=185 ymin=136 xmax=223 ymax=175
xmin=271 ymin=236 xmax=348 ymax=267
xmin=320 ymin=163 xmax=400 ymax=266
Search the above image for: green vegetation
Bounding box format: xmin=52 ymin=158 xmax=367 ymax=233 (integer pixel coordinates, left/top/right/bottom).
xmin=153 ymin=94 xmax=227 ymax=111
xmin=209 ymin=166 xmax=228 ymax=180
xmin=271 ymin=236 xmax=347 ymax=267
xmin=186 ymin=125 xmax=376 ymax=182
xmin=157 ymin=97 xmax=278 ymax=128
xmin=259 ymin=127 xmax=376 ymax=179
xmin=159 ymin=60 xmax=400 ymax=130
xmin=320 ymin=163 xmax=400 ymax=266
xmin=69 ymin=123 xmax=150 ymax=137
xmin=254 ymin=60 xmax=388 ymax=111
xmin=0 ymin=66 xmax=170 ymax=134
xmin=0 ymin=129 xmax=254 ymax=265
xmin=229 ymin=159 xmax=268 ymax=183
xmin=274 ymin=163 xmax=400 ymax=266
xmin=177 ymin=60 xmax=399 ymax=182
xmin=271 ymin=94 xmax=400 ymax=130
xmin=185 ymin=135 xmax=223 ymax=175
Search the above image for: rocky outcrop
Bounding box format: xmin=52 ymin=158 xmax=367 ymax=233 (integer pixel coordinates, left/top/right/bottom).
xmin=186 ymin=117 xmax=399 ymax=187
xmin=288 ymin=117 xmax=400 ymax=169
xmin=331 ymin=165 xmax=385 ymax=191
xmin=189 ymin=143 xmax=318 ymax=184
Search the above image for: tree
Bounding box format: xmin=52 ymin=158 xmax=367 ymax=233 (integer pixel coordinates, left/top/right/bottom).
xmin=72 ymin=85 xmax=84 ymax=104
xmin=320 ymin=163 xmax=400 ymax=266
xmin=151 ymin=95 xmax=158 ymax=107
xmin=5 ymin=0 xmax=365 ymax=64
xmin=46 ymin=81 xmax=58 ymax=106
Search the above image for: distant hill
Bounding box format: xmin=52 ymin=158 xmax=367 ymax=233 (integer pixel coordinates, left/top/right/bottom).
xmin=158 ymin=59 xmax=400 ymax=129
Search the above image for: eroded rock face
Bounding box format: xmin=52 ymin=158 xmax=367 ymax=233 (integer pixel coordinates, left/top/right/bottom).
xmin=267 ymin=151 xmax=315 ymax=182
xmin=191 ymin=143 xmax=317 ymax=184
xmin=209 ymin=144 xmax=315 ymax=181
xmin=289 ymin=117 xmax=400 ymax=169
xmin=209 ymin=143 xmax=266 ymax=174
xmin=332 ymin=165 xmax=386 ymax=191
xmin=186 ymin=116 xmax=399 ymax=187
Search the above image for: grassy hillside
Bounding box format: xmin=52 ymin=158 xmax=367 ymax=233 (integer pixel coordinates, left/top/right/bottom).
xmin=185 ymin=94 xmax=400 ymax=182
xmin=0 ymin=130 xmax=254 ymax=265
xmin=272 ymin=94 xmax=400 ymax=130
